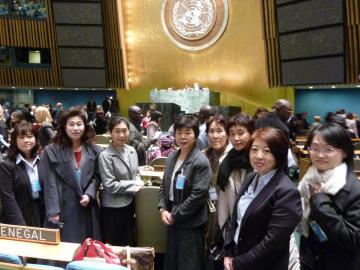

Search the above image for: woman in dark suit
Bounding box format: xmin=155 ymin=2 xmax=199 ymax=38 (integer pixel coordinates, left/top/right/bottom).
xmin=43 ymin=108 xmax=102 ymax=243
xmin=158 ymin=114 xmax=212 ymax=270
xmin=98 ymin=116 xmax=144 ymax=246
xmin=223 ymin=127 xmax=302 ymax=270
xmin=298 ymin=123 xmax=360 ymax=270
xmin=0 ymin=120 xmax=45 ymax=227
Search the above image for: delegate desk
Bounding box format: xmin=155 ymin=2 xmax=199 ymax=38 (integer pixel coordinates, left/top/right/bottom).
xmin=137 ymin=168 xmax=166 ymax=253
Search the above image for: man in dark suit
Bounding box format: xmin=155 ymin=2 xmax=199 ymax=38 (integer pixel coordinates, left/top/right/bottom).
xmin=255 ymin=99 xmax=293 ymax=139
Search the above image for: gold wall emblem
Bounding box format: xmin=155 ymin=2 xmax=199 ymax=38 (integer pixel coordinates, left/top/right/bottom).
xmin=162 ymin=0 xmax=229 ymax=51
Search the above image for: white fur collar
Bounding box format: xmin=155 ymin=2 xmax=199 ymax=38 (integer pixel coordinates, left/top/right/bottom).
xmin=298 ymin=163 xmax=347 ymax=236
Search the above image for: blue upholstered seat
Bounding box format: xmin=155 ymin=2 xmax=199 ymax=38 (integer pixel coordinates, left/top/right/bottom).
xmin=66 ymin=261 xmax=127 ymax=270
xmin=26 ymin=263 xmax=65 ymax=270
xmin=0 ymin=253 xmax=22 ymax=265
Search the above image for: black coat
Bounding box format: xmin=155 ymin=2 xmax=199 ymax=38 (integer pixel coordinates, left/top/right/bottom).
xmin=43 ymin=143 xmax=102 ymax=243
xmin=0 ymin=157 xmax=45 ymax=227
xmin=224 ymin=170 xmax=302 ymax=270
xmin=300 ymin=170 xmax=360 ymax=270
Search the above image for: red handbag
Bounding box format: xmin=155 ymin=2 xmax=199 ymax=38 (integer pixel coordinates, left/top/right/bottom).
xmin=73 ymin=238 xmax=121 ymax=265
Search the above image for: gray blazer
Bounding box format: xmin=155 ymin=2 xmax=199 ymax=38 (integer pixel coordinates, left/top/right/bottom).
xmin=158 ymin=147 xmax=212 ymax=229
xmin=98 ymin=144 xmax=140 ymax=208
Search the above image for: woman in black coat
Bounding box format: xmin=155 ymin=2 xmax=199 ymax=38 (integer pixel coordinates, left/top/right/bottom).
xmin=298 ymin=123 xmax=360 ymax=270
xmin=0 ymin=120 xmax=45 ymax=227
xmin=223 ymin=128 xmax=302 ymax=270
xmin=43 ymin=108 xmax=102 ymax=243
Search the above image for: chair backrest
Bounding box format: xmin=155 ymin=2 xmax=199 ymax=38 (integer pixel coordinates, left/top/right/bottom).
xmin=65 ymin=260 xmax=126 ymax=270
xmin=0 ymin=254 xmax=22 ymax=265
xmin=94 ymin=135 xmax=111 ymax=145
xmin=353 ymin=159 xmax=360 ymax=172
xmin=354 ymin=142 xmax=360 ymax=150
xmin=150 ymin=157 xmax=167 ymax=166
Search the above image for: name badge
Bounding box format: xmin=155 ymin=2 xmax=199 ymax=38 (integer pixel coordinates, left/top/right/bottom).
xmin=75 ymin=169 xmax=81 ymax=183
xmin=208 ymin=186 xmax=218 ymax=201
xmin=31 ymin=180 xmax=42 ymax=193
xmin=176 ymin=174 xmax=185 ymax=190
xmin=309 ymin=221 xmax=328 ymax=242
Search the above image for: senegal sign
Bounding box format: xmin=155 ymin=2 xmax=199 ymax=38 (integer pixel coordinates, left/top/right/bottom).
xmin=0 ymin=223 xmax=60 ymax=245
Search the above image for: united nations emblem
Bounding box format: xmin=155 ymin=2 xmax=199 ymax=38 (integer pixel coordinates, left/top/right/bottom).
xmin=161 ymin=0 xmax=229 ymax=51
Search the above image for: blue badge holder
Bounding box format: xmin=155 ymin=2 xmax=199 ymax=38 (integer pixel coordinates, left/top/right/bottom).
xmin=176 ymin=174 xmax=185 ymax=190
xmin=309 ymin=220 xmax=328 ymax=242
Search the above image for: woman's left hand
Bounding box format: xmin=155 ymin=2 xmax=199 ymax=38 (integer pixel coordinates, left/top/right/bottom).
xmin=80 ymin=195 xmax=90 ymax=207
xmin=308 ymin=183 xmax=321 ymax=196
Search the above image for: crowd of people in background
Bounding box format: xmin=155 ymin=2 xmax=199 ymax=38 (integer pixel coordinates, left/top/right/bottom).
xmin=0 ymin=96 xmax=359 ymax=270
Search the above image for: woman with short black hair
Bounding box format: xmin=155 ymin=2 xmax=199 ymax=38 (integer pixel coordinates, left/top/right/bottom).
xmin=223 ymin=127 xmax=302 ymax=270
xmin=159 ymin=114 xmax=212 ymax=270
xmin=98 ymin=116 xmax=143 ymax=246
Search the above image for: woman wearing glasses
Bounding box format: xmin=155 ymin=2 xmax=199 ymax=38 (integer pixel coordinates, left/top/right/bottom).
xmin=298 ymin=123 xmax=360 ymax=270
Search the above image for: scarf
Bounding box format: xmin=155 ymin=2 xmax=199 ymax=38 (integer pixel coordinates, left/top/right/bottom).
xmin=217 ymin=148 xmax=251 ymax=191
xmin=298 ymin=162 xmax=347 ymax=236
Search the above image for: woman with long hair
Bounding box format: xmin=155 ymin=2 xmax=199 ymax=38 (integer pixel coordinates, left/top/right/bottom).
xmin=34 ymin=106 xmax=56 ymax=150
xmin=43 ymin=108 xmax=102 ymax=243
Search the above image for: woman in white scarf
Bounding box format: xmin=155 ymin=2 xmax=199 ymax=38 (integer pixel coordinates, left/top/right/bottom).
xmin=298 ymin=123 xmax=360 ymax=270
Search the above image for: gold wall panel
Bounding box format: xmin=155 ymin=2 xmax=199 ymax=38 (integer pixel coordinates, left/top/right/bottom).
xmin=117 ymin=0 xmax=293 ymax=116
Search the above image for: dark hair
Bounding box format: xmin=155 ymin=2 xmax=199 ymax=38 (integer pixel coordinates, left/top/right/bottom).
xmin=108 ymin=116 xmax=130 ymax=132
xmin=305 ymin=123 xmax=354 ymax=168
xmin=227 ymin=113 xmax=255 ymax=134
xmin=248 ymin=127 xmax=289 ymax=173
xmin=52 ymin=108 xmax=95 ymax=147
xmin=10 ymin=109 xmax=27 ymax=128
xmin=174 ymin=114 xmax=200 ymax=138
xmin=150 ymin=111 xmax=162 ymax=122
xmin=7 ymin=120 xmax=39 ymax=161
xmin=206 ymin=115 xmax=228 ymax=135
xmin=254 ymin=107 xmax=268 ymax=118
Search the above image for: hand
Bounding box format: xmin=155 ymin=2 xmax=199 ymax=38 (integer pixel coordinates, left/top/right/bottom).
xmin=224 ymin=257 xmax=233 ymax=270
xmin=160 ymin=210 xmax=173 ymax=225
xmin=308 ymin=183 xmax=321 ymax=196
xmin=48 ymin=214 xmax=60 ymax=224
xmin=80 ymin=195 xmax=90 ymax=207
xmin=135 ymin=180 xmax=145 ymax=187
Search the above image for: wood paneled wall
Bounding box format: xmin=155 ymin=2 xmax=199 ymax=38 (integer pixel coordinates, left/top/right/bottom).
xmin=262 ymin=0 xmax=281 ymax=87
xmin=0 ymin=0 xmax=61 ymax=87
xmin=262 ymin=0 xmax=360 ymax=86
xmin=101 ymin=0 xmax=125 ymax=88
xmin=346 ymin=0 xmax=360 ymax=84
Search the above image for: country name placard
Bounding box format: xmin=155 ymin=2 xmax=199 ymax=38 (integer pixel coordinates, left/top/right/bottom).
xmin=0 ymin=223 xmax=60 ymax=245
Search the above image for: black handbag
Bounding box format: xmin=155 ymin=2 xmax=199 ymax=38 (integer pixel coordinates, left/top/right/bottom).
xmin=205 ymin=217 xmax=231 ymax=270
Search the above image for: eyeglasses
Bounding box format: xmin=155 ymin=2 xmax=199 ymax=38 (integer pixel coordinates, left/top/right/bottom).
xmin=308 ymin=146 xmax=338 ymax=156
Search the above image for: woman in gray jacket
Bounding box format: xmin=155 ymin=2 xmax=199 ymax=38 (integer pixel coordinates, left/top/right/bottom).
xmin=159 ymin=114 xmax=212 ymax=270
xmin=98 ymin=116 xmax=144 ymax=246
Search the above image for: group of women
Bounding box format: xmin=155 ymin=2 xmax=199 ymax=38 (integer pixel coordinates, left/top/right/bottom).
xmin=159 ymin=113 xmax=360 ymax=270
xmin=0 ymin=108 xmax=141 ymax=247
xmin=0 ymin=106 xmax=359 ymax=270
